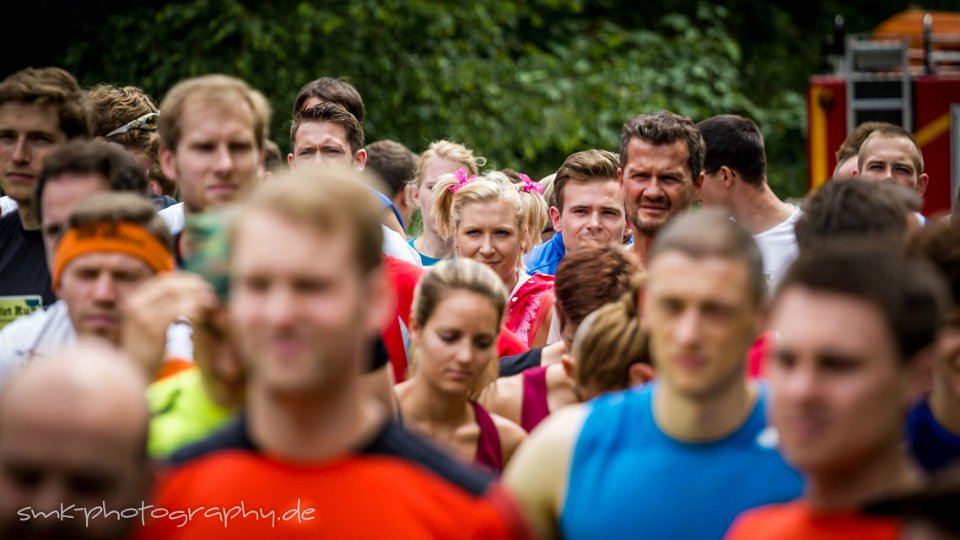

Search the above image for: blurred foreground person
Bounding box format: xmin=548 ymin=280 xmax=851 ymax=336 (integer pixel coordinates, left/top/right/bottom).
xmin=138 ymin=169 xmax=529 ymax=538
xmin=727 ymin=246 xmax=945 ymax=539
xmin=0 ymin=341 xmax=151 ymax=540
xmin=907 ymin=220 xmax=960 ymax=473
xmin=505 ymin=209 xmax=801 ymax=539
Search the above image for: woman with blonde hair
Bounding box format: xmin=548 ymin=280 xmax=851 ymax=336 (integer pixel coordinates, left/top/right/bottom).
xmin=396 ymin=258 xmax=525 ymax=473
xmin=409 ymin=140 xmax=484 ymax=266
xmin=433 ymin=170 xmax=555 ymax=347
xmin=501 ymin=168 xmax=549 ymax=254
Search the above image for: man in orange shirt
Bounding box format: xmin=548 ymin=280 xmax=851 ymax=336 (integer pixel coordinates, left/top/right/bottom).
xmin=727 ymin=245 xmax=946 ymax=539
xmin=138 ymin=167 xmax=529 ymax=539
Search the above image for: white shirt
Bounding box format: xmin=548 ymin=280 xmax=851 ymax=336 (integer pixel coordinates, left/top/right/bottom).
xmin=754 ymin=206 xmax=802 ymax=293
xmin=0 ymin=301 xmax=73 ymax=380
xmin=159 ymin=202 xmax=186 ymax=235
xmin=0 ymin=300 xmax=194 ymax=382
xmin=0 ymin=196 xmax=18 ymax=217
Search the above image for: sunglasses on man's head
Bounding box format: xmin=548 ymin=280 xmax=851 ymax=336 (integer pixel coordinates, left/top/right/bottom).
xmin=105 ymin=112 xmax=159 ymax=138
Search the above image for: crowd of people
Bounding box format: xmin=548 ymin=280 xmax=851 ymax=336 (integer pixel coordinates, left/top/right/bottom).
xmin=0 ymin=64 xmax=958 ymax=539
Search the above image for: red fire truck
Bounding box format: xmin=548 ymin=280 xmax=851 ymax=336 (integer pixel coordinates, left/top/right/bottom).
xmin=807 ymin=10 xmax=960 ymax=215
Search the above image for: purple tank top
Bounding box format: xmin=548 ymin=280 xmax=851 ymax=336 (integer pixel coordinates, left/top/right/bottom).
xmin=470 ymin=400 xmax=504 ymax=473
xmin=520 ymin=365 xmax=550 ymax=432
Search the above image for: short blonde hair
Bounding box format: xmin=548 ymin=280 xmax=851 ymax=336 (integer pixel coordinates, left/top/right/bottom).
xmin=410 ymin=258 xmax=507 ymax=398
xmin=516 ymin=186 xmax=548 ymax=254
xmin=414 ymin=140 xmax=485 ymax=187
xmin=158 ymin=74 xmax=270 ymax=151
xmin=235 ymin=166 xmax=384 ymax=276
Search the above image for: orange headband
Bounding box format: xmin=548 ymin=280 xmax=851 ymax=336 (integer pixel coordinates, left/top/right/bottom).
xmin=52 ymin=222 xmax=175 ymax=287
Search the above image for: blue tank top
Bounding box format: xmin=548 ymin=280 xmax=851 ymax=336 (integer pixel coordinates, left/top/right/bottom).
xmin=561 ymin=383 xmax=803 ymax=540
xmin=407 ymin=238 xmax=444 ymax=267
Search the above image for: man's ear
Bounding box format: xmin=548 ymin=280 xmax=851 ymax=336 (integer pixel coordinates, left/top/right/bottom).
xmin=363 ymin=268 xmax=395 ymax=336
xmin=287 ymin=153 xmax=296 ymax=168
xmin=692 ymin=170 xmax=705 ymax=198
xmin=354 ymin=149 xmax=367 ymax=170
xmin=617 ymin=167 xmax=624 ymax=188
xmin=257 ymin=146 xmax=267 ymax=178
xmin=549 ymin=206 xmax=562 ymax=233
xmin=720 ymin=165 xmax=736 ymax=188
xmin=628 ymin=362 xmax=655 ymax=386
xmin=159 ymin=145 xmax=179 ymax=182
xmin=410 ymin=183 xmax=421 ymax=209
xmin=917 ymin=173 xmax=929 ymax=196
xmin=401 ymin=184 xmax=416 ymax=209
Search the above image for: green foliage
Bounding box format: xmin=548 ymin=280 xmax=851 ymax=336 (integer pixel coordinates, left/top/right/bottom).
xmin=53 ymin=0 xmax=806 ymax=195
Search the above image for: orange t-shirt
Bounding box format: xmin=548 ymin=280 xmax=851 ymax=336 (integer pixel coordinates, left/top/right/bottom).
xmin=726 ymin=502 xmax=902 ymax=540
xmin=135 ymin=417 xmax=530 ymax=540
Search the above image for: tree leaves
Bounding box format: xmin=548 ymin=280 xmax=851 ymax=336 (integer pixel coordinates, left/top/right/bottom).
xmin=52 ymin=0 xmax=806 ymax=194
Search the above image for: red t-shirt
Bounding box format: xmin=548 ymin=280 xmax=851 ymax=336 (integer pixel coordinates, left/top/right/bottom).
xmin=747 ymin=331 xmax=771 ymax=379
xmin=725 ymin=502 xmax=902 ymax=540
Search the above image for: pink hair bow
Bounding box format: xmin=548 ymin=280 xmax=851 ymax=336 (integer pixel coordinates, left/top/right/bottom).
xmin=518 ymin=173 xmax=544 ymax=195
xmin=448 ymin=168 xmax=477 ymax=192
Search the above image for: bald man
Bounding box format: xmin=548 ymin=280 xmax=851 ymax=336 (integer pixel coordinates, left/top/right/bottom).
xmin=0 ymin=341 xmax=151 ymax=540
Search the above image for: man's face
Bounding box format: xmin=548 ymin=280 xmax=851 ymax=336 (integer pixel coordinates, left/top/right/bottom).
xmin=287 ymin=120 xmax=364 ymax=170
xmin=0 ymin=102 xmax=67 ymax=206
xmin=230 ymin=210 xmax=378 ymax=395
xmin=40 ymin=173 xmax=110 ymax=273
xmin=857 ymin=135 xmax=928 ymax=195
xmin=0 ymin=390 xmax=147 ymax=539
xmin=619 ymin=137 xmax=702 ymax=237
xmin=643 ymin=251 xmax=760 ymax=398
xmin=697 ymin=168 xmax=730 ymax=207
xmin=159 ymin=99 xmax=260 ymax=214
xmin=59 ymin=253 xmax=154 ymax=344
xmin=553 ymin=179 xmax=625 ymax=253
xmin=415 ymin=156 xmax=461 ymax=237
xmin=768 ymin=287 xmax=914 ymax=475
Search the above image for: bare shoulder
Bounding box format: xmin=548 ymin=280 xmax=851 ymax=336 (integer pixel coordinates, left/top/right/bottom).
xmin=502 ymin=404 xmax=588 ymax=540
xmin=490 ymin=411 xmax=526 ymax=464
xmin=478 ymin=373 xmax=524 ymax=424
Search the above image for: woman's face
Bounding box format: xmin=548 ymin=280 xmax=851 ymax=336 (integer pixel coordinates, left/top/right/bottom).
xmin=412 ymin=289 xmax=500 ymax=396
xmin=416 ymin=157 xmax=462 ymax=236
xmin=455 ymin=200 xmax=522 ymax=287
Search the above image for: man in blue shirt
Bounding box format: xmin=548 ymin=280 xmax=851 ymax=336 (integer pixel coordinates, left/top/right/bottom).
xmin=524 ymin=149 xmax=625 ymax=275
xmin=506 ymin=207 xmax=802 ymax=539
